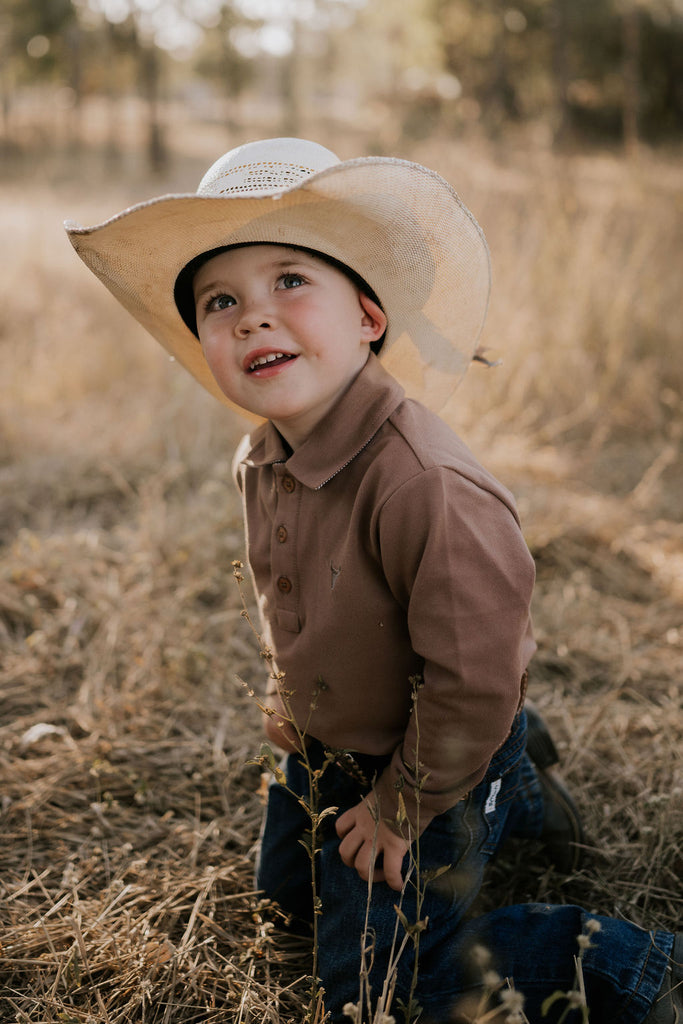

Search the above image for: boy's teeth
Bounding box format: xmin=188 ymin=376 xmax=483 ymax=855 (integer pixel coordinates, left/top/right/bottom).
xmin=250 ymin=352 xmax=286 ymax=370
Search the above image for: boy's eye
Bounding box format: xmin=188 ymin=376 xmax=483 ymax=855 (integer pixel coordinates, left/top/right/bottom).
xmin=279 ymin=273 xmax=305 ymax=290
xmin=205 ymin=293 xmax=235 ymax=312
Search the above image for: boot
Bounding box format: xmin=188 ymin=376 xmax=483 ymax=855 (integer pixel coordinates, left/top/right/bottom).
xmin=525 ymin=702 xmax=585 ymax=874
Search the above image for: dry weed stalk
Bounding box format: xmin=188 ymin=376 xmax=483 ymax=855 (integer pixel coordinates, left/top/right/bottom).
xmin=232 ymin=558 xmax=332 ymax=1020
xmin=345 ymin=677 xmax=431 ymax=1024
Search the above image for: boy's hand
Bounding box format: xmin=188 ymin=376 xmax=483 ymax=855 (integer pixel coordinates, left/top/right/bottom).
xmin=336 ymin=797 xmax=410 ymax=892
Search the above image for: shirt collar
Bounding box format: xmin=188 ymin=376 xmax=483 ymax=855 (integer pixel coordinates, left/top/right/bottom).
xmin=242 ymin=354 xmax=405 ymax=489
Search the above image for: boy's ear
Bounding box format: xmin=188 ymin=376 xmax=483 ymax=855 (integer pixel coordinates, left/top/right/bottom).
xmin=358 ymin=292 xmax=388 ymax=344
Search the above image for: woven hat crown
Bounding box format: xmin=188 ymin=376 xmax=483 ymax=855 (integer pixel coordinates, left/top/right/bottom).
xmin=197 ymin=138 xmax=340 ymax=198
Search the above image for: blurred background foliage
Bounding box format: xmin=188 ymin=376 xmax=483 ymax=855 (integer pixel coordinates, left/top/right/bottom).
xmin=1 ymin=0 xmax=682 ymax=178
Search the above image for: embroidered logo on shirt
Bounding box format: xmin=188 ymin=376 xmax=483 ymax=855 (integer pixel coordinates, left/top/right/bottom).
xmin=484 ymin=778 xmax=502 ymax=815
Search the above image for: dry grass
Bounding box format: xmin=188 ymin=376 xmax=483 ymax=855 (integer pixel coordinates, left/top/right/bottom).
xmin=1 ymin=132 xmax=682 ymax=1021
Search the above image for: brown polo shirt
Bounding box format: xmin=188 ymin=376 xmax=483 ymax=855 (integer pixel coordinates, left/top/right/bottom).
xmin=234 ymin=354 xmax=536 ymax=831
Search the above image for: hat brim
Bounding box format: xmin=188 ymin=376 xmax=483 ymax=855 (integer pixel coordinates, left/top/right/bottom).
xmin=66 ymin=157 xmax=490 ymax=417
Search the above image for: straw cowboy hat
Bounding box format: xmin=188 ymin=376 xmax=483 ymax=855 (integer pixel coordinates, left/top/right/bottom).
xmin=65 ymin=137 xmax=491 ymax=415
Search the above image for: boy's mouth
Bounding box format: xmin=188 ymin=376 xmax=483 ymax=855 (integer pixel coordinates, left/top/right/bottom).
xmin=247 ymin=352 xmax=297 ymax=373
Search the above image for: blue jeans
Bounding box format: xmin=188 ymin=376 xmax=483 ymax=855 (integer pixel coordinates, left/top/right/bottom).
xmin=256 ymin=711 xmax=673 ymax=1023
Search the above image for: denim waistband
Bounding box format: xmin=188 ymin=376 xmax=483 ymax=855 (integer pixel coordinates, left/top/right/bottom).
xmin=484 ymin=706 xmax=528 ymax=781
xmin=304 ymin=706 xmax=528 ymax=797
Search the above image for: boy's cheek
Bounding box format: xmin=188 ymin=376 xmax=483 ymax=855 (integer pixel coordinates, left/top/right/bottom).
xmin=200 ymin=336 xmax=232 ymax=377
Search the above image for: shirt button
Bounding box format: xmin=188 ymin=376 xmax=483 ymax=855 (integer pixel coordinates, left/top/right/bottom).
xmin=277 ymin=575 xmax=292 ymax=594
xmin=281 ymin=475 xmax=296 ymax=493
xmin=277 ymin=525 xmax=288 ymax=543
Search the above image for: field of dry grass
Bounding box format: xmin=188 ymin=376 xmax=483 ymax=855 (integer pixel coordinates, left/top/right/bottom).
xmin=1 ymin=132 xmax=682 ymax=1022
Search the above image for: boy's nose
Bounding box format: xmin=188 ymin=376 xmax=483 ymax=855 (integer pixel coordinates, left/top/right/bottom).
xmin=235 ymin=305 xmax=273 ymax=338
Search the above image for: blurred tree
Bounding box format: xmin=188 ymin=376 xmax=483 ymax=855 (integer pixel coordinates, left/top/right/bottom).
xmin=4 ymin=0 xmax=76 ymax=82
xmin=620 ymin=0 xmax=642 ymax=152
xmin=548 ymin=0 xmax=571 ymax=143
xmin=336 ymin=0 xmax=445 ymax=143
xmin=139 ymin=37 xmax=167 ymax=173
xmin=192 ymin=5 xmax=255 ymax=136
xmin=81 ymin=0 xmax=266 ymax=170
xmin=425 ymin=0 xmax=682 ymax=144
xmin=281 ymin=12 xmax=303 ymax=137
xmin=280 ymin=0 xmax=359 ymax=137
xmin=422 ymin=0 xmax=552 ymax=133
xmin=640 ymin=2 xmax=683 ymax=139
xmin=536 ymin=0 xmax=683 ymax=144
xmin=0 ymin=0 xmax=78 ymax=152
xmin=78 ymin=0 xmax=169 ymax=173
xmin=622 ymin=0 xmax=683 ymax=143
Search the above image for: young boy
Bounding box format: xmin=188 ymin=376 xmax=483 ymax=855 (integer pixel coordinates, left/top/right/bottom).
xmin=67 ymin=138 xmax=680 ymax=1023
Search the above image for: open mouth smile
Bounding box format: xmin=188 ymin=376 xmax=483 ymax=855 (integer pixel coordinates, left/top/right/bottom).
xmin=247 ymin=352 xmax=298 ymax=373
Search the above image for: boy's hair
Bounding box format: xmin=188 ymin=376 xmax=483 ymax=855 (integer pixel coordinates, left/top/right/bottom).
xmin=174 ymin=242 xmax=387 ymax=355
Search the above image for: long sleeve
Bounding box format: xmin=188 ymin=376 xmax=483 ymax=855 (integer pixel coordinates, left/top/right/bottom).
xmin=371 ymin=466 xmax=535 ymax=833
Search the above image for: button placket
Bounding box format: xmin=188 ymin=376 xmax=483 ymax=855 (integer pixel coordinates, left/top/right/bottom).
xmin=271 ymin=467 xmax=299 ymax=627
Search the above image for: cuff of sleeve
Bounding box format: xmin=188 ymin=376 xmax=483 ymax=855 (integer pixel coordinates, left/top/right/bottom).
xmin=372 ymin=766 xmax=436 ymax=838
xmin=372 ymin=757 xmax=487 ymax=839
